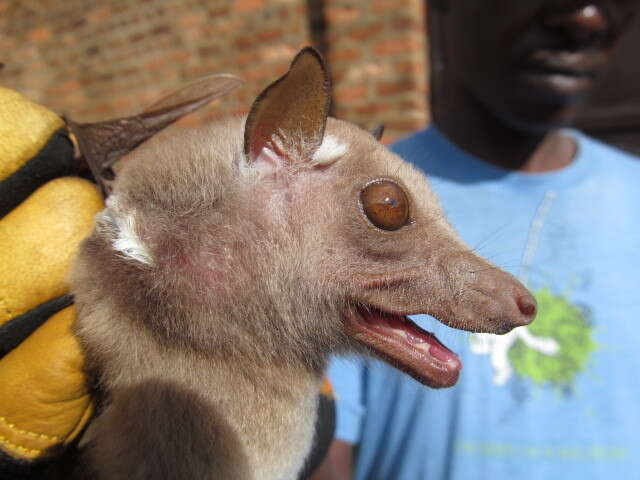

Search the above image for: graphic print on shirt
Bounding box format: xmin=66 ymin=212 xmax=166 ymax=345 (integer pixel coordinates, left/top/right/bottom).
xmin=470 ymin=288 xmax=596 ymax=390
xmin=470 ymin=191 xmax=597 ymax=392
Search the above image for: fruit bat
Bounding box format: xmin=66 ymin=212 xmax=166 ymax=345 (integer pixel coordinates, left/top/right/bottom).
xmin=69 ymin=47 xmax=536 ymax=479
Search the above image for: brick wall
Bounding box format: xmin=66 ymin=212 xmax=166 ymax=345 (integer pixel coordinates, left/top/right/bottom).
xmin=0 ymin=0 xmax=430 ymax=143
xmin=324 ymin=0 xmax=429 ymax=142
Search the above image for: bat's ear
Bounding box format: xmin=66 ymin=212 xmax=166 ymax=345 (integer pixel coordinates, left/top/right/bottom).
xmin=371 ymin=124 xmax=384 ymax=142
xmin=244 ymin=47 xmax=331 ymax=173
xmin=67 ymin=74 xmax=243 ymax=196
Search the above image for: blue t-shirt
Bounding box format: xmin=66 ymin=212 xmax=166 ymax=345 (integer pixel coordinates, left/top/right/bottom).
xmin=329 ymin=127 xmax=640 ymax=479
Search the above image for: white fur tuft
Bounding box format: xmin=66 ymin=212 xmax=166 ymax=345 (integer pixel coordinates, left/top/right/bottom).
xmin=311 ymin=135 xmax=348 ymax=166
xmin=98 ymin=196 xmax=154 ymax=265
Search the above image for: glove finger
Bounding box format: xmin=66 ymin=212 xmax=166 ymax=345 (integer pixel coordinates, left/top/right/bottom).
xmin=0 ymin=306 xmax=93 ymax=461
xmin=0 ymin=177 xmax=104 ymax=327
xmin=0 ymin=87 xmax=74 ymax=218
xmin=0 ymin=295 xmax=73 ymax=358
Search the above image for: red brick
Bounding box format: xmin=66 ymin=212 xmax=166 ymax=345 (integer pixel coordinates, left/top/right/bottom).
xmin=259 ymin=30 xmax=283 ymax=42
xmin=113 ymin=97 xmax=134 ymax=111
xmin=131 ymin=32 xmax=146 ymax=42
xmin=179 ymin=13 xmax=204 ymax=27
xmin=245 ymin=65 xmax=277 ymax=82
xmin=355 ymin=103 xmax=390 ymax=115
xmin=371 ymin=0 xmax=412 ymax=13
xmin=208 ymin=6 xmax=229 ymax=18
xmin=211 ymin=21 xmax=238 ymax=34
xmin=371 ymin=1 xmax=394 ymax=14
xmin=334 ymin=85 xmax=369 ymax=103
xmin=377 ymin=78 xmax=417 ymax=96
xmin=397 ymin=100 xmax=427 ymax=111
xmin=28 ymin=27 xmax=52 ymax=43
xmin=145 ymin=58 xmax=166 ymax=71
xmin=326 ymin=6 xmax=360 ymax=24
xmin=199 ymin=45 xmax=222 ymax=57
xmin=392 ymin=17 xmax=420 ymax=31
xmin=329 ymin=48 xmax=362 ymax=63
xmin=233 ymin=0 xmax=265 ymax=13
xmin=110 ymin=2 xmax=131 ymax=16
xmin=235 ymin=51 xmax=261 ymax=67
xmin=278 ymin=5 xmax=290 ymax=20
xmin=151 ymin=25 xmax=171 ymax=35
xmin=235 ymin=36 xmax=254 ymax=49
xmin=185 ymin=64 xmax=216 ymax=78
xmin=92 ymin=103 xmax=112 ymax=115
xmin=120 ymin=68 xmax=138 ymax=78
xmin=0 ymin=0 xmax=431 ymax=143
xmin=170 ymin=51 xmax=191 ymax=62
xmin=394 ymin=60 xmax=426 ymax=76
xmin=293 ymin=3 xmax=307 ymax=17
xmin=87 ymin=7 xmax=111 ymax=23
xmin=97 ymin=72 xmax=116 ymax=83
xmin=385 ymin=119 xmax=425 ymax=131
xmin=374 ymin=37 xmax=420 ymax=56
xmin=348 ymin=23 xmax=384 ymax=41
xmin=47 ymin=80 xmax=82 ymax=96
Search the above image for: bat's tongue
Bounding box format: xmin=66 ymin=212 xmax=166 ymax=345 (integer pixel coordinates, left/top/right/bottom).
xmin=345 ymin=307 xmax=461 ymax=388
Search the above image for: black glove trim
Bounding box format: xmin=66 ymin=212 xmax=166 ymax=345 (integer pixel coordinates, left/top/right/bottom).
xmin=0 ymin=130 xmax=75 ymax=219
xmin=297 ymin=390 xmax=336 ymax=479
xmin=0 ymin=447 xmax=47 ymax=480
xmin=0 ymin=295 xmax=73 ymax=358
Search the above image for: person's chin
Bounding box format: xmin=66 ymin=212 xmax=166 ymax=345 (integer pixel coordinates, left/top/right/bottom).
xmin=494 ymin=78 xmax=589 ymax=132
xmin=517 ymin=71 xmax=595 ymax=100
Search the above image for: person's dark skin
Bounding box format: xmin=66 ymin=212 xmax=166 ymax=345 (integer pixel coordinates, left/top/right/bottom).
xmin=434 ymin=0 xmax=638 ymax=173
xmin=310 ymin=1 xmax=638 ymax=479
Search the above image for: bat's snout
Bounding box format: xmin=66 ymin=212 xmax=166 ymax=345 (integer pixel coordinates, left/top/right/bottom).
xmin=459 ymin=257 xmax=537 ymax=334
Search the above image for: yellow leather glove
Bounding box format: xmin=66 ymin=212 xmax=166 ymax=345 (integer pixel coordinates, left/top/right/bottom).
xmin=0 ymin=80 xmax=333 ymax=479
xmin=0 ymin=87 xmax=103 ymax=476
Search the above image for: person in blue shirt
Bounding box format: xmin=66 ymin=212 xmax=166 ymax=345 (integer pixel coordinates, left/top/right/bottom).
xmin=313 ymin=1 xmax=640 ymax=479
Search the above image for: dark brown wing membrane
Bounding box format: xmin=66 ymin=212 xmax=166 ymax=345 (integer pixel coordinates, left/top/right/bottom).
xmin=68 ymin=74 xmax=243 ymax=196
xmin=144 ymin=74 xmax=243 ymax=112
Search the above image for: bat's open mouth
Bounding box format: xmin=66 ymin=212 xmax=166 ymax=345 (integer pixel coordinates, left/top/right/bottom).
xmin=343 ymin=306 xmax=461 ymax=388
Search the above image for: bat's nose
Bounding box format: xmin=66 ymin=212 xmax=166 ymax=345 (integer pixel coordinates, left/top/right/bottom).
xmin=514 ymin=290 xmax=537 ymax=326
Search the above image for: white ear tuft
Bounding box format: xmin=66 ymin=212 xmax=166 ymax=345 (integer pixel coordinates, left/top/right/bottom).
xmin=310 ymin=135 xmax=348 ymax=166
xmin=98 ymin=196 xmax=154 ymax=265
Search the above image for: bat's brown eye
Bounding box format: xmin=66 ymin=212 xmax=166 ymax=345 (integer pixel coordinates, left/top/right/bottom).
xmin=360 ymin=180 xmax=409 ymax=231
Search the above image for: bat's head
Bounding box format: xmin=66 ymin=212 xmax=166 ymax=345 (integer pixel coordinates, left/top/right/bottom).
xmin=73 ymin=48 xmax=535 ymax=387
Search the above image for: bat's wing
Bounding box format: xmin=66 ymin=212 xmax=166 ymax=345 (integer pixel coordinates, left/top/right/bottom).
xmin=67 ymin=74 xmax=243 ymax=196
xmin=143 ymin=73 xmax=241 ymax=112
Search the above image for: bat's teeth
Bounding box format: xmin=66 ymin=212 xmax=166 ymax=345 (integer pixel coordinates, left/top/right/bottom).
xmin=405 ymin=330 xmax=427 ymax=344
xmin=356 ymin=306 xmax=460 ymax=364
xmin=390 ymin=323 xmax=405 ymax=334
xmin=346 ymin=307 xmax=462 ymax=387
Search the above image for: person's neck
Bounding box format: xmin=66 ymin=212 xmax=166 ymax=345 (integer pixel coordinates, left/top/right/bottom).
xmin=435 ymin=94 xmax=577 ymax=173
